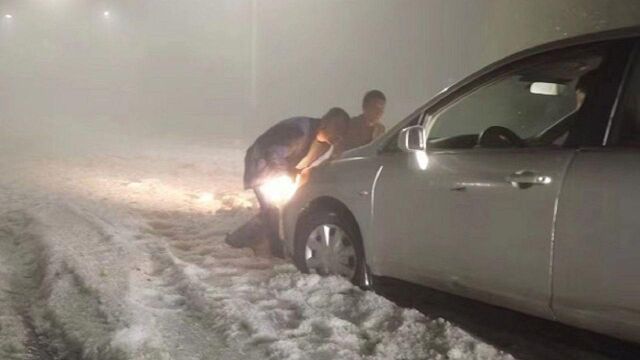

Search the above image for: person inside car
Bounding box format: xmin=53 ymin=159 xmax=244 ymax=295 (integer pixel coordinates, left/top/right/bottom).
xmin=534 ymin=72 xmax=597 ymax=146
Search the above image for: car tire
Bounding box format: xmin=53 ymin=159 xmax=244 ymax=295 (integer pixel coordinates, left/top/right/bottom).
xmin=293 ymin=209 xmax=370 ymax=288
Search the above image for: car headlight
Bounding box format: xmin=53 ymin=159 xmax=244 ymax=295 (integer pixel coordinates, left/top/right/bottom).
xmin=259 ymin=175 xmax=298 ymax=207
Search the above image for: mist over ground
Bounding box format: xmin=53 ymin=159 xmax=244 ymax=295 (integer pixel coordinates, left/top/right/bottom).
xmin=1 ymin=0 xmax=640 ymax=156
xmin=1 ymin=2 xmax=640 ymax=359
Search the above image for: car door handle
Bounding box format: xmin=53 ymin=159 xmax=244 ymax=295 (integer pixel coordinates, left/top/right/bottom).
xmin=506 ymin=171 xmax=552 ymax=189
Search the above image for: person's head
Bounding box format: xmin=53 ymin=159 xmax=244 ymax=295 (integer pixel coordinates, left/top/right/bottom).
xmin=316 ymin=107 xmax=349 ymax=145
xmin=362 ymin=90 xmax=386 ymax=124
xmin=575 ymin=71 xmax=597 ymax=108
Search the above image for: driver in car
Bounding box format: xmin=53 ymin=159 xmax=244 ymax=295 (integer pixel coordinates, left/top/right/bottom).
xmin=535 ymin=71 xmax=596 ymax=146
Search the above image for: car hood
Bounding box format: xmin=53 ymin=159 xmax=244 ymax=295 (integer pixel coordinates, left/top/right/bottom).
xmin=338 ymin=143 xmax=377 ymax=161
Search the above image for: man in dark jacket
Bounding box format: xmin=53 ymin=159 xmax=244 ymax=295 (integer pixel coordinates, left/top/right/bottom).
xmin=344 ymin=90 xmax=387 ymax=151
xmin=232 ymin=107 xmax=349 ymax=256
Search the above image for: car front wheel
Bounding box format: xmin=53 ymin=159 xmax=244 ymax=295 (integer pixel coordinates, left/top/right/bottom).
xmin=293 ymin=210 xmax=368 ymax=286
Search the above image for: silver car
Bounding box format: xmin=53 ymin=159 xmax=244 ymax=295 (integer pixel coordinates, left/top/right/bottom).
xmin=282 ymin=27 xmax=640 ymax=343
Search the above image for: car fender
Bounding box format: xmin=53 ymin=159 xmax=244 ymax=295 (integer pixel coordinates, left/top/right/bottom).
xmin=282 ymin=157 xmax=381 ymax=264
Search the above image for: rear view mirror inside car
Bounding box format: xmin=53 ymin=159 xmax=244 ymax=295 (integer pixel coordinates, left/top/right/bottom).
xmin=530 ymin=82 xmax=567 ymax=96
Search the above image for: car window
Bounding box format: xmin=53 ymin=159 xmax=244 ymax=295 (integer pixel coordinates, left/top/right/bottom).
xmin=612 ymin=48 xmax=640 ymax=147
xmin=428 ymin=52 xmax=604 ymax=150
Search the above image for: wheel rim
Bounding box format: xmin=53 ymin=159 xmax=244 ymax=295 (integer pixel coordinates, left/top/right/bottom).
xmin=304 ymin=224 xmax=357 ymax=279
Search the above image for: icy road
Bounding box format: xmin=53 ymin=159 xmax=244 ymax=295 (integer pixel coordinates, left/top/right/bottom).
xmin=0 ymin=143 xmax=513 ymax=360
xmin=0 ymin=142 xmax=621 ymax=360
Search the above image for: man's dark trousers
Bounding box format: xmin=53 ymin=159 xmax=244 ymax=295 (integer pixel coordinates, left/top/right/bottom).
xmin=253 ymin=188 xmax=285 ymax=257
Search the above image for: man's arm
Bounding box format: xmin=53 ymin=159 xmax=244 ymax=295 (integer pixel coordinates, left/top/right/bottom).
xmin=372 ymin=123 xmax=386 ymax=139
xmin=294 ymin=140 xmax=333 ymax=186
xmin=295 ymin=140 xmax=330 ymax=170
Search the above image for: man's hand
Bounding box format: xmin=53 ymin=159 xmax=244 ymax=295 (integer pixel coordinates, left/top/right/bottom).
xmin=296 ymin=167 xmax=311 ymax=187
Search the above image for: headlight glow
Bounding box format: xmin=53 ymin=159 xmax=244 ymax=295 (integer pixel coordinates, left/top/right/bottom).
xmin=259 ymin=175 xmax=298 ymax=206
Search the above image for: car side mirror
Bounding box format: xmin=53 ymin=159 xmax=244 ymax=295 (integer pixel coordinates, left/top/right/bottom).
xmin=398 ymin=125 xmax=426 ymax=153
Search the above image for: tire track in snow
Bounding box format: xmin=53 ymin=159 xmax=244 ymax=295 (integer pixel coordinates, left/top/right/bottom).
xmin=0 ymin=211 xmax=45 ymax=360
xmin=37 ymin=201 xmax=248 ymax=359
xmin=1 ymin=203 xmax=148 ymax=360
xmin=0 ymin=210 xmax=83 ymax=360
xmin=1 ymin=188 xmax=258 ymax=358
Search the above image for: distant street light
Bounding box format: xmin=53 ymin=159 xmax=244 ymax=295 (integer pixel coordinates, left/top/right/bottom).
xmin=4 ymin=14 xmax=13 ymax=19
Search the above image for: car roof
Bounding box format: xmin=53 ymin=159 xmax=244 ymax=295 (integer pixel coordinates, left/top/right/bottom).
xmin=410 ymin=25 xmax=640 ymax=119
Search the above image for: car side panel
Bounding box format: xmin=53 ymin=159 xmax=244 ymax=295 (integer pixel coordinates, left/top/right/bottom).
xmin=553 ymin=148 xmax=640 ymax=343
xmin=371 ymin=149 xmax=571 ymax=320
xmin=282 ymin=157 xmax=381 ymax=260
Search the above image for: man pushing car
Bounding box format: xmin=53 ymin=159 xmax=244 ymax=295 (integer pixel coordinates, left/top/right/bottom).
xmin=225 ymin=108 xmax=350 ymax=257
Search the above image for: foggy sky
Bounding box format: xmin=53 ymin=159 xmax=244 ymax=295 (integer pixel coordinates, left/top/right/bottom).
xmin=1 ymin=0 xmax=640 ymax=154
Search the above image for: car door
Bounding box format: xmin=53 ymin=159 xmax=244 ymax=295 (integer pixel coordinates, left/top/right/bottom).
xmin=552 ymin=41 xmax=640 ymax=342
xmin=372 ymin=42 xmax=624 ymax=318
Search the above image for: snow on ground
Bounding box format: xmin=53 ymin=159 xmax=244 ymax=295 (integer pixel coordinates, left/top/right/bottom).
xmin=0 ymin=143 xmax=514 ymax=360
